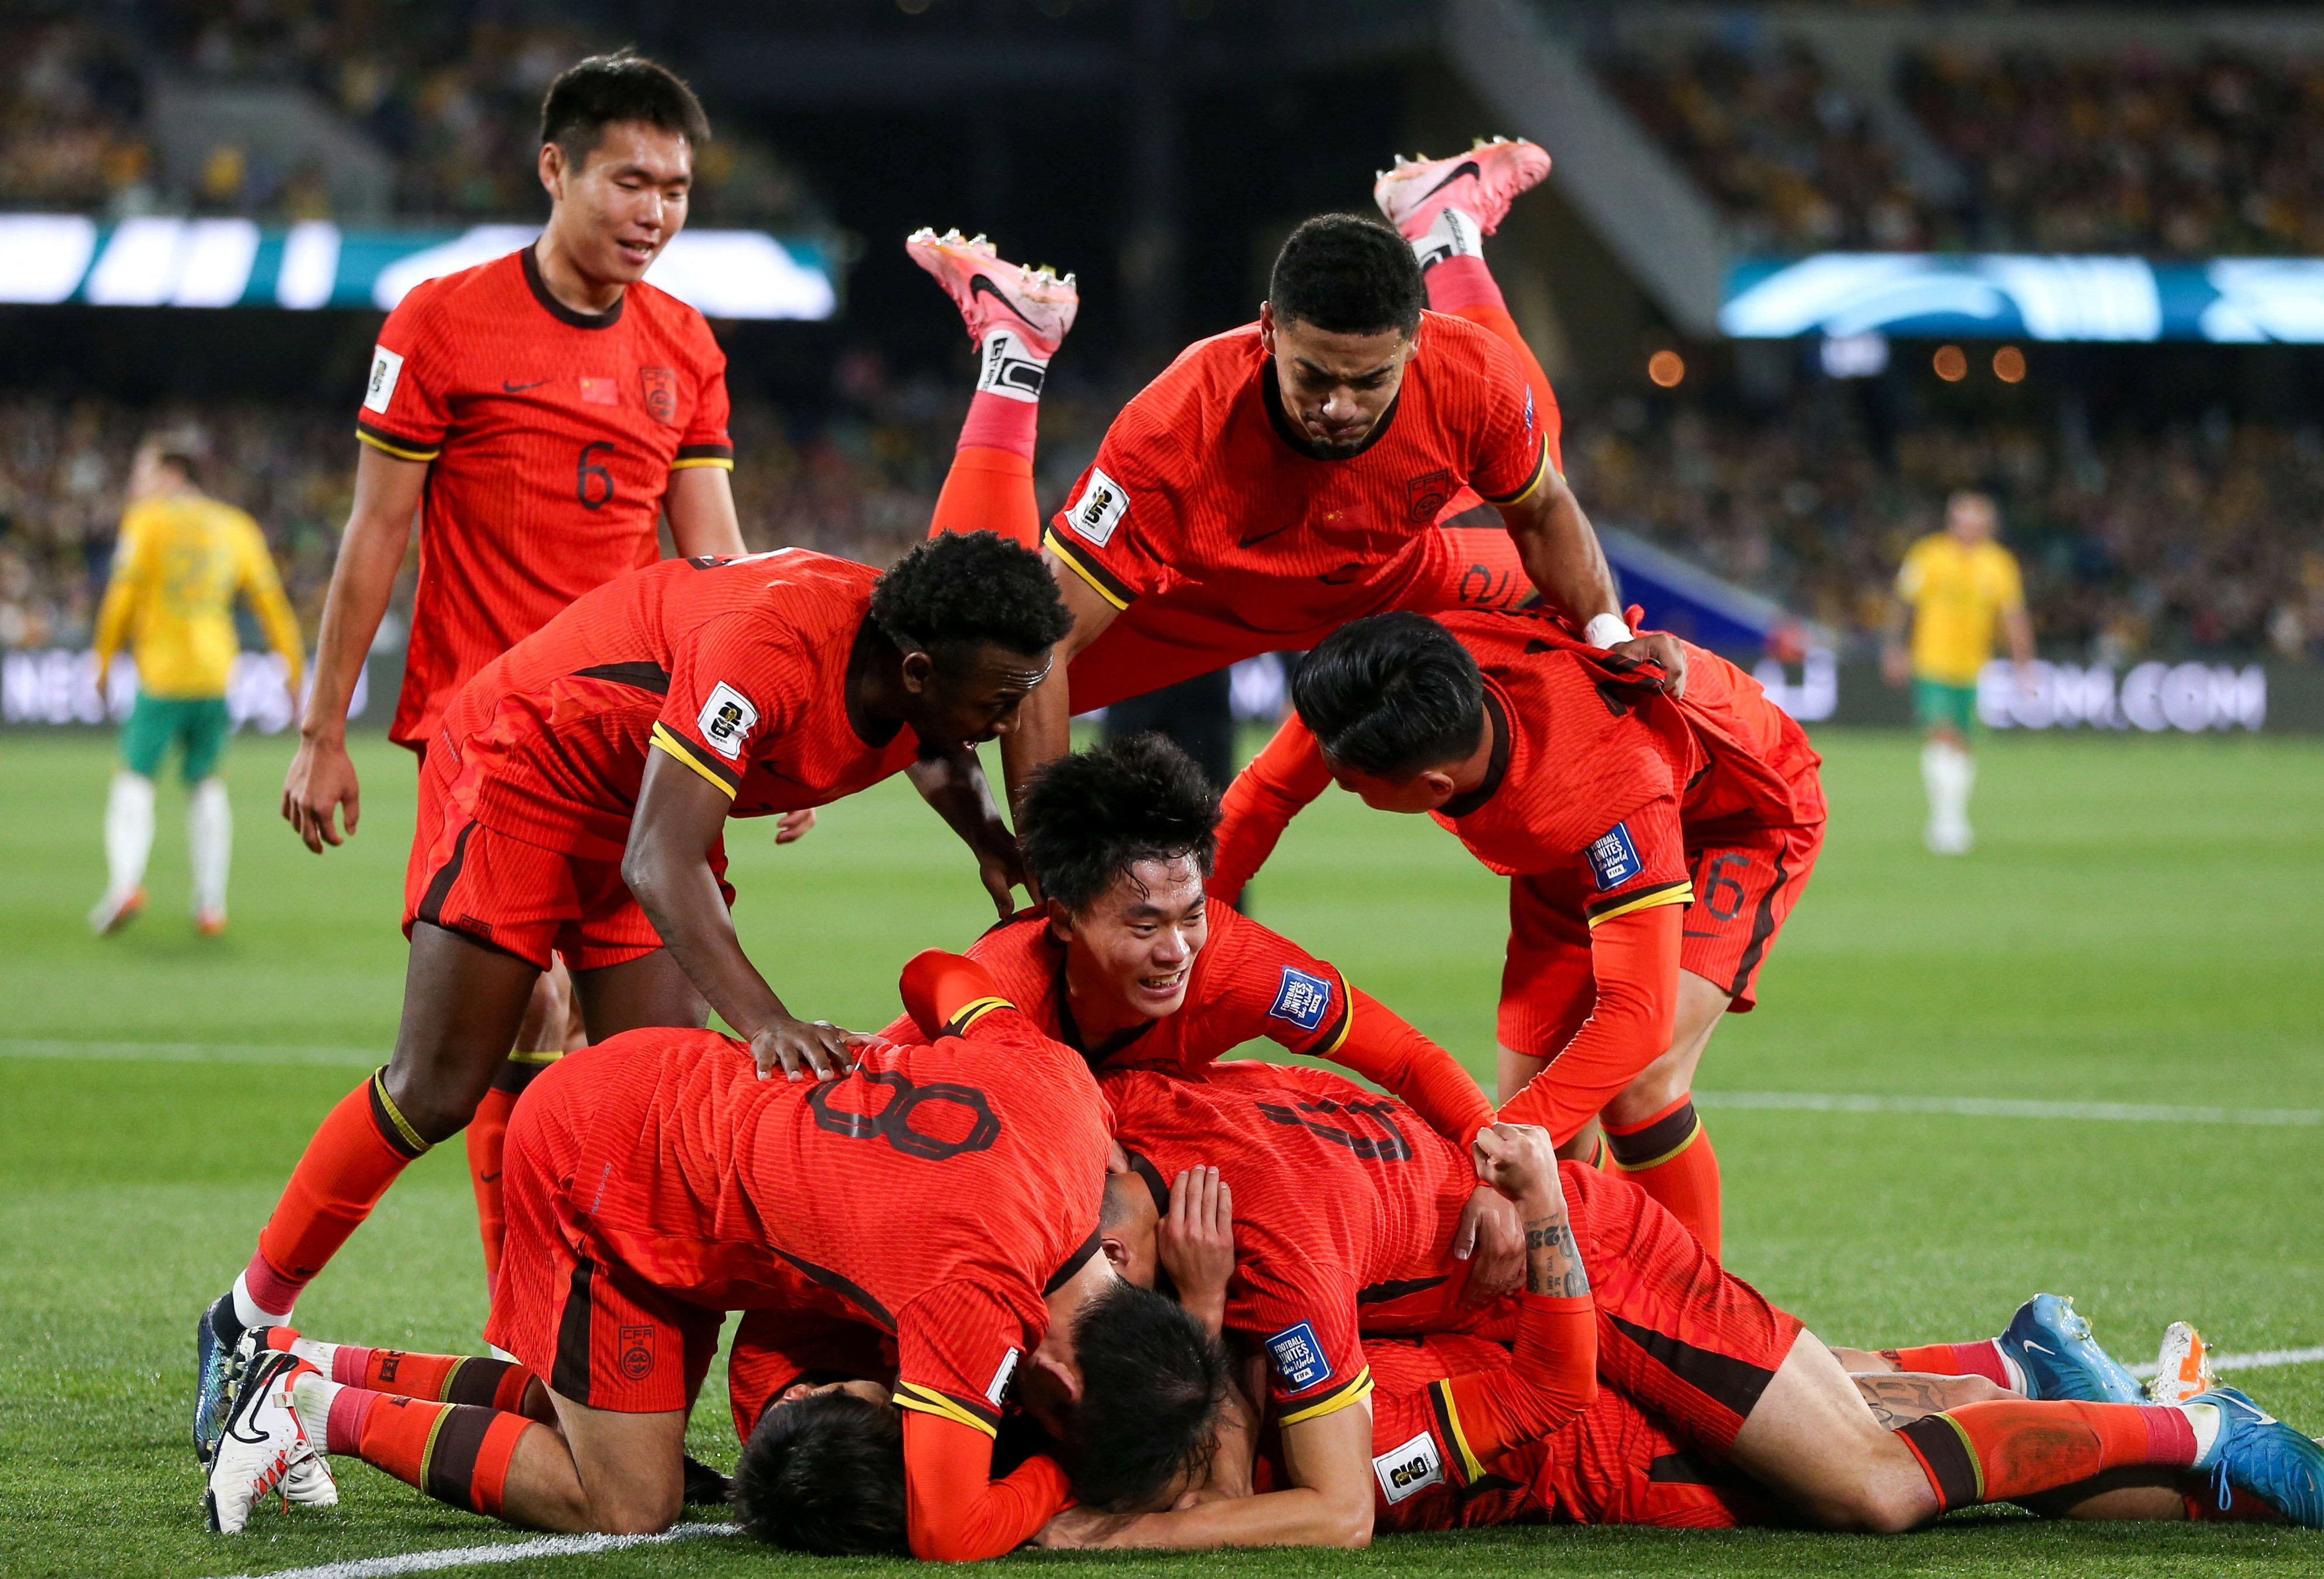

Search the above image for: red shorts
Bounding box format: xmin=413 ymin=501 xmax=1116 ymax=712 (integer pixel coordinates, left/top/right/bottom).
xmin=403 ymin=745 xmax=730 ymax=972
xmin=1496 ymin=817 xmax=1823 ymax=1058
xmin=483 ymin=1060 xmax=724 ymax=1413
xmin=1562 ymin=1162 xmax=1802 ymax=1456
xmin=1064 ymin=527 xmax=1534 ymax=714
xmin=1528 ymin=1384 xmax=1768 ymax=1527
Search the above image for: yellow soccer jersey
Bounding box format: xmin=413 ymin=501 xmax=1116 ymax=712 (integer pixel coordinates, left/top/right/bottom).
xmin=94 ymin=493 xmax=304 ymax=699
xmin=1895 ymin=532 xmax=2024 ymax=686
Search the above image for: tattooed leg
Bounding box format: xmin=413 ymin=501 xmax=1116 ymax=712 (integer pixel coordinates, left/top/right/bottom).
xmin=1852 ymin=1371 xmax=2011 ymax=1428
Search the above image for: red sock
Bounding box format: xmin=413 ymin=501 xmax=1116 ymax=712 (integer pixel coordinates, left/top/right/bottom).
xmin=928 ymin=444 xmax=1039 ymax=546
xmin=330 ymin=1389 xmax=534 ymax=1519
xmin=250 ymin=1071 xmax=429 ymax=1308
xmin=465 ymin=1054 xmax=558 ymax=1286
xmin=1878 ymin=1340 xmax=2017 ymax=1390
xmin=324 ymin=1345 xmax=538 ymax=1414
xmin=1421 ymin=257 xmax=1564 ymax=476
xmin=1605 ymin=1095 xmax=1721 ymax=1259
xmin=1898 ymin=1401 xmax=2197 ymax=1511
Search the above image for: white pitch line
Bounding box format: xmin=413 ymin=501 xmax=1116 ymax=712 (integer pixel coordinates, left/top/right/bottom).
xmin=2128 ymin=1344 xmax=2324 ymax=1380
xmin=0 ymin=1037 xmax=378 ymax=1067
xmin=202 ymin=1520 xmax=737 ymax=1579
xmin=1697 ymin=1090 xmax=2322 ymax=1127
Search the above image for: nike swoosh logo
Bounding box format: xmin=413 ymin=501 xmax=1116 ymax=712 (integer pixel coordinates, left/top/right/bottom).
xmin=1416 ymin=159 xmax=1481 ymax=204
xmin=480 ymin=1170 xmax=501 ymax=1184
xmin=969 ymin=274 xmax=1032 ymax=324
xmin=1238 ymin=521 xmax=1299 ymax=548
xmin=2021 ymin=1340 xmax=2055 ymax=1356
xmin=503 ymin=379 xmax=549 ymax=393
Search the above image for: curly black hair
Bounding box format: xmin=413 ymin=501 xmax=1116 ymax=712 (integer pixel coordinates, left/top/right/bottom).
xmin=1018 ymin=734 xmax=1220 ymax=915
xmin=1269 ymin=212 xmax=1425 ymax=336
xmin=1292 ymin=610 xmax=1486 ymax=777
xmin=731 ymin=1390 xmax=907 ymax=1557
xmin=540 ymin=51 xmax=710 ymax=162
xmin=870 ymin=530 xmax=1074 ymax=665
xmin=1063 ymin=1281 xmax=1230 ymax=1512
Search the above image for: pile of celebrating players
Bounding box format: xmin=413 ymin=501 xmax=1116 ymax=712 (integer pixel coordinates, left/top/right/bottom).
xmin=193 ymin=51 xmax=2324 ymax=1557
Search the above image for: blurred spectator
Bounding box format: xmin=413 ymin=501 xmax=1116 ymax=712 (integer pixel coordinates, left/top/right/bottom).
xmin=1568 ymin=394 xmax=2324 ymax=662
xmin=1599 ymin=36 xmax=1943 ymax=253
xmin=1901 ymin=46 xmax=2324 ymax=257
xmin=0 ymin=21 xmax=155 ymax=213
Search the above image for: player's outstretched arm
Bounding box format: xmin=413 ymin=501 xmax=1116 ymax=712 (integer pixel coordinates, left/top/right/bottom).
xmin=906 ymin=745 xmax=1028 ymax=916
xmin=663 ymin=464 xmax=745 ymax=559
xmin=997 ymin=553 xmax=1119 ymax=816
xmin=1498 ymin=469 xmax=1688 ymax=697
xmin=1496 ymin=904 xmax=1682 ymax=1144
xmin=1209 ymin=714 xmax=1333 ymax=905
xmin=623 ymin=749 xmax=861 ymax=1082
xmin=282 ymin=446 xmax=425 ymax=851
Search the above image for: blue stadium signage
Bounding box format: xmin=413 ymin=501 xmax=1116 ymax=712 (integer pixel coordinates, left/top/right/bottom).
xmin=0 ymin=216 xmax=837 ymax=321
xmin=1722 ymin=254 xmax=2324 ymax=343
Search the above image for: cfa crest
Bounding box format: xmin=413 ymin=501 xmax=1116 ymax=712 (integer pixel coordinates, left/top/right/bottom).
xmin=1407 ymin=467 xmax=1454 ymax=522
xmin=618 ymin=1324 xmax=656 ymax=1380
xmin=640 ymin=366 xmax=678 ymax=425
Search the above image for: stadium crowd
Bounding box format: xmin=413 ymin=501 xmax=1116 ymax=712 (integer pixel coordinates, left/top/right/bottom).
xmin=5 ymin=385 xmax=2316 ymax=665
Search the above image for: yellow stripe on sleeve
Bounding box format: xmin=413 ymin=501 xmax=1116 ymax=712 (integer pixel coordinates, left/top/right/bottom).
xmin=1586 ymin=881 xmax=1694 ymax=928
xmin=893 ymin=1383 xmax=999 ymax=1438
xmin=354 ymin=428 xmax=441 ymax=463
xmin=1430 ymin=1378 xmax=1489 ymax=1483
xmin=1276 ymin=1366 xmax=1375 ymax=1427
xmin=1481 ymin=437 xmax=1551 ymax=507
xmin=649 ymin=724 xmax=738 ymax=798
xmin=1041 ymin=529 xmax=1132 ymax=611
xmin=667 ymin=456 xmax=735 ymax=471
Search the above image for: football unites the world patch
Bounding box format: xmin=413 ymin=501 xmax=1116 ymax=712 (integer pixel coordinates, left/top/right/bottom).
xmin=1066 ymin=468 xmax=1128 ymax=547
xmin=1585 ymin=821 xmax=1643 ymax=891
xmin=1265 ymin=1320 xmax=1331 ymax=1391
xmin=1268 ymin=966 xmax=1334 ymax=1033
xmin=696 ymin=682 xmax=759 ymax=760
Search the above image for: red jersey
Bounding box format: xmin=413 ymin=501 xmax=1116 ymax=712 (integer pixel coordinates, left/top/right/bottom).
xmin=433 ymin=550 xmax=921 ymax=861
xmin=880 ymin=907 xmax=1496 ymax=1150
xmin=544 ymin=1008 xmax=1110 ymax=1444
xmin=1101 ymin=1062 xmax=1484 ymax=1425
xmin=1044 ymin=314 xmax=1548 ymax=631
xmin=358 ymin=245 xmax=735 ymax=746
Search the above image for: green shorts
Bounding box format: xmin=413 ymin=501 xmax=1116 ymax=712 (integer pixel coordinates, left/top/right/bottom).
xmin=1912 ymin=677 xmax=1979 ymax=735
xmin=121 ymin=694 xmax=232 ymax=782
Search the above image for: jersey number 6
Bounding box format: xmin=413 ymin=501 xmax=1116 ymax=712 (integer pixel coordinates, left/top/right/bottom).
xmin=576 ymin=441 xmax=616 ymax=511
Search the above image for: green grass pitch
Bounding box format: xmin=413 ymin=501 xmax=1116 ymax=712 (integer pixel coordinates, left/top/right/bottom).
xmin=2 ymin=725 xmax=2319 ymax=1578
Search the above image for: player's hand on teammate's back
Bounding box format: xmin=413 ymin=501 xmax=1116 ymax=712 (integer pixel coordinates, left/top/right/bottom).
xmin=971 ymin=818 xmax=1032 ymax=916
xmin=1611 ymin=633 xmax=1689 ymax=698
xmin=1157 ymin=1166 xmax=1234 ymax=1339
xmin=772 ymin=807 xmax=817 ymax=844
xmin=1451 ymin=1181 xmax=1527 ymax=1303
xmin=748 ymin=1016 xmax=863 ymax=1082
xmin=281 ymin=734 xmax=362 ymax=852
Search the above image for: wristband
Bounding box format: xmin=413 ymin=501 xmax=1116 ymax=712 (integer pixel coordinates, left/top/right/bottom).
xmin=1585 ymin=614 xmax=1633 ymax=650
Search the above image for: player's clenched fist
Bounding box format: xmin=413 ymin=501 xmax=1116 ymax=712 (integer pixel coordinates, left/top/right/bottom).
xmin=748 ymin=1016 xmax=864 ymax=1083
xmin=1471 ymin=1120 xmax=1558 ymax=1198
xmin=1157 ymin=1166 xmax=1234 ymax=1339
xmin=1473 ymin=1121 xmax=1589 ymax=1302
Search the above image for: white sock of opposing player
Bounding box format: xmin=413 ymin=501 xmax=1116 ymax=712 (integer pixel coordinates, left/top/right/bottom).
xmin=1921 ymin=740 xmax=1975 ymax=847
xmin=188 ymin=776 xmax=232 ymax=916
xmin=104 ymin=770 xmax=156 ymax=899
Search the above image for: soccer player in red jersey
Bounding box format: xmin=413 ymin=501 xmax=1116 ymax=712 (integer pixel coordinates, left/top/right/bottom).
xmin=1211 ymin=609 xmax=1827 ymax=1257
xmin=1002 ymin=212 xmax=1684 ymax=807
xmin=278 ymin=52 xmax=754 ymax=1276
xmin=201 ymin=952 xmax=1229 ymax=1554
xmin=193 ymin=534 xmax=1073 ymax=1456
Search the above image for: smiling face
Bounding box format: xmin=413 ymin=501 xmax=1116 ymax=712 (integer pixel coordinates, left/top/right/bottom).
xmin=1052 ymin=855 xmax=1210 ymax=1021
xmin=900 ymin=643 xmax=1053 ymax=745
xmin=538 ymin=119 xmax=693 ymax=285
xmin=1261 ymin=301 xmax=1416 ymax=453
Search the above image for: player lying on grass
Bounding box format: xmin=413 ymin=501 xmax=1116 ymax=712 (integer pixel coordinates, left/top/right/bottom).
xmin=876 ymin=732 xmax=1531 ymax=1291
xmin=202 ymin=950 xmax=1227 ymax=1556
xmin=194 ymin=531 xmax=1074 ymax=1462
xmin=1212 ymin=608 xmax=1826 ymax=1259
xmin=1049 ymin=1060 xmax=2324 ymax=1546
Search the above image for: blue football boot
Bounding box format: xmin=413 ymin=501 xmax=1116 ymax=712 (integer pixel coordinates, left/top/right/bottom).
xmin=193 ymin=1291 xmax=242 ymax=1465
xmin=1997 ymin=1293 xmax=2145 ymax=1403
xmin=2189 ymin=1386 xmax=2324 ymax=1528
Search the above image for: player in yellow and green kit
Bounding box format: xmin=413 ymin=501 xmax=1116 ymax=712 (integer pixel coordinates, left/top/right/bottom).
xmin=1883 ymin=490 xmax=2033 ymax=855
xmin=90 ymin=434 xmax=304 ymax=935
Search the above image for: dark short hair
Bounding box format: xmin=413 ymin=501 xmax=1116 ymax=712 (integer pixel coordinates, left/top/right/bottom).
xmin=1019 ymin=734 xmax=1219 ymax=915
xmin=870 ymin=530 xmax=1073 ymax=667
xmin=1062 ymin=1281 xmax=1229 ymax=1512
xmin=1268 ymin=213 xmax=1424 ymax=336
xmin=731 ymin=1391 xmax=905 ymax=1556
xmin=539 ymin=51 xmax=710 ymax=167
xmin=1292 ymin=612 xmax=1485 ymax=777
